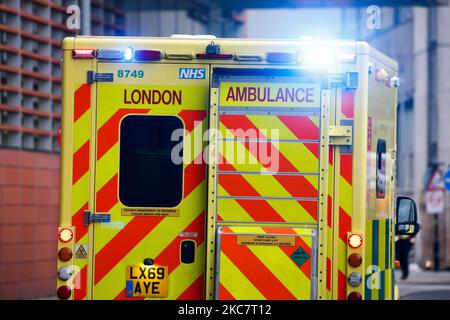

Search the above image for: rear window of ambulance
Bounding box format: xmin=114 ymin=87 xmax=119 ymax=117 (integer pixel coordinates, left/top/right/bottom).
xmin=119 ymin=115 xmax=183 ymax=207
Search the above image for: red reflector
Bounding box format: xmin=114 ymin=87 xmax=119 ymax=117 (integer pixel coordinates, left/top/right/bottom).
xmin=72 ymin=49 xmax=96 ymax=59
xmin=348 ymin=292 xmax=362 ymax=300
xmin=57 ymin=285 xmax=71 ymax=300
xmin=348 ymin=253 xmax=363 ymax=268
xmin=57 ymin=127 xmax=61 ymax=146
xmin=58 ymin=247 xmax=73 ymax=262
xmin=196 ymin=53 xmax=233 ymax=59
xmin=267 ymin=52 xmax=294 ymax=63
xmin=134 ymin=49 xmax=162 ymax=61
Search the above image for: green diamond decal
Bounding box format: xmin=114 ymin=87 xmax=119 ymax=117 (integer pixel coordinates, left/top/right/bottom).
xmin=290 ymin=247 xmax=310 ymax=267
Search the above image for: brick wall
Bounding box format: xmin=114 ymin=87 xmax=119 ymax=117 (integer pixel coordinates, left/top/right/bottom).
xmin=0 ymin=149 xmax=60 ymax=299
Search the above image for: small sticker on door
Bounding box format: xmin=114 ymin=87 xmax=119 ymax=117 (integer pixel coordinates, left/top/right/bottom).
xmin=75 ymin=244 xmax=88 ymax=259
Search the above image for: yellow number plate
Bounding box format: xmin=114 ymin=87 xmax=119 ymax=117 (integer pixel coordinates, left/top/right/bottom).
xmin=126 ymin=265 xmax=168 ymax=298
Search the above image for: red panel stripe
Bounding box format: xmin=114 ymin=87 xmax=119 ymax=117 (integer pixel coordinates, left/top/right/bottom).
xmin=277 ymin=115 xmax=320 ymax=140
xmin=95 ymin=174 xmax=118 ymax=212
xmin=184 ymin=153 xmax=205 ymax=197
xmin=340 ymin=154 xmax=353 ymax=185
xmin=72 ymin=140 xmax=90 ymax=184
xmin=341 ymin=90 xmax=354 ymax=119
xmin=178 ymin=110 xmax=207 ymax=133
xmin=218 ymin=283 xmax=235 ymax=300
xmin=177 ymin=275 xmax=204 ymax=300
xmin=339 ymin=207 xmax=352 ymax=243
xmin=94 ymin=216 xmax=164 ymax=284
xmin=113 ymin=213 xmax=205 ymax=300
xmin=74 ymin=265 xmax=87 ymax=300
xmin=338 ymin=270 xmax=347 ymax=300
xmin=326 ymin=258 xmax=331 ymax=291
xmin=221 ymin=235 xmax=296 ymax=300
xmin=72 ymin=202 xmax=88 ymax=242
xmin=96 ymin=108 xmax=149 ymax=160
xmin=73 ymin=84 xmax=91 ymax=122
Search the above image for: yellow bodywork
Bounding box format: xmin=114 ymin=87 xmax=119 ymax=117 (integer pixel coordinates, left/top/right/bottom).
xmin=58 ymin=36 xmax=398 ymax=300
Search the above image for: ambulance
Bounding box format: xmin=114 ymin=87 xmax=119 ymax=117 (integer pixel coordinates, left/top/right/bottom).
xmin=56 ymin=36 xmax=420 ymax=300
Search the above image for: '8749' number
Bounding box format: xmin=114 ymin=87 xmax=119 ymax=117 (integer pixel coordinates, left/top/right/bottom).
xmin=117 ymin=69 xmax=144 ymax=78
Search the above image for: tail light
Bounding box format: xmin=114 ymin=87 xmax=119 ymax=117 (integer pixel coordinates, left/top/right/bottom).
xmin=348 ymin=233 xmax=363 ymax=249
xmin=57 ymin=285 xmax=72 ymax=300
xmin=72 ymin=49 xmax=96 ymax=59
xmin=58 ymin=228 xmax=73 ymax=243
xmin=348 ymin=292 xmax=362 ymax=300
xmin=58 ymin=247 xmax=73 ymax=262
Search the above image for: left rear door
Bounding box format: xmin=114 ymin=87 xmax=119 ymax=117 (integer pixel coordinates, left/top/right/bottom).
xmin=91 ymin=62 xmax=209 ymax=299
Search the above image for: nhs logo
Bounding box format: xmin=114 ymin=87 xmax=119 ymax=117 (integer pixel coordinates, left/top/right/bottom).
xmin=179 ymin=68 xmax=206 ymax=79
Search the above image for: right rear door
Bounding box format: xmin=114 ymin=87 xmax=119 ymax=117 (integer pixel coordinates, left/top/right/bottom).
xmin=207 ymin=68 xmax=333 ymax=300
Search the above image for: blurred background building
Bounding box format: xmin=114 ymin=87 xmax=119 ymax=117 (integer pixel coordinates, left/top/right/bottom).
xmin=0 ymin=0 xmax=449 ymax=299
xmin=0 ymin=0 xmax=124 ymax=299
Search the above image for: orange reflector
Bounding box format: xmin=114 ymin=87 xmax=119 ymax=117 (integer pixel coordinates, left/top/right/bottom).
xmin=57 ymin=285 xmax=71 ymax=300
xmin=348 ymin=253 xmax=363 ymax=268
xmin=348 ymin=291 xmax=362 ymax=300
xmin=58 ymin=228 xmax=73 ymax=243
xmin=58 ymin=247 xmax=73 ymax=262
xmin=395 ymin=260 xmax=401 ymax=268
xmin=348 ymin=234 xmax=363 ymax=249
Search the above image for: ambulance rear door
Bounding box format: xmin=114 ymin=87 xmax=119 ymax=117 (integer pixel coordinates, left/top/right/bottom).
xmin=89 ymin=62 xmax=209 ymax=299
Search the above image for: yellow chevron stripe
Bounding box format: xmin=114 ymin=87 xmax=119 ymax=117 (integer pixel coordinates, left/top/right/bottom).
xmin=94 ymin=183 xmax=205 ymax=297
xmin=73 ymin=112 xmax=91 ymax=152
xmin=219 ymin=252 xmax=265 ymax=300
xmin=71 ymin=174 xmax=90 ymax=214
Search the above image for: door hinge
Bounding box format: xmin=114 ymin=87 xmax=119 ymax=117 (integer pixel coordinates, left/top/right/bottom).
xmin=84 ymin=210 xmax=111 ymax=225
xmin=329 ymin=125 xmax=353 ymax=145
xmin=330 ymin=72 xmax=358 ymax=89
xmin=87 ymin=71 xmax=114 ymax=84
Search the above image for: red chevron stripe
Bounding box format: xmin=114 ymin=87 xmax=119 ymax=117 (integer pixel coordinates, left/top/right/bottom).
xmin=95 ymin=216 xmax=165 ymax=284
xmin=96 ymin=174 xmax=118 ymax=212
xmin=338 ymin=270 xmax=347 ymax=300
xmin=177 ymin=275 xmax=204 ymax=300
xmin=184 ymin=153 xmax=205 ymax=197
xmin=73 ymin=84 xmax=91 ymax=122
xmin=326 ymin=257 xmax=331 ymax=291
xmin=94 ymin=151 xmax=205 ymax=287
xmin=218 ymin=158 xmax=285 ymax=222
xmin=113 ymin=212 xmax=205 ymax=300
xmin=178 ymin=110 xmax=207 ymax=133
xmin=339 ymin=207 xmax=352 ymax=242
xmin=72 ymin=140 xmax=90 ymax=184
xmin=74 ymin=265 xmax=87 ymax=300
xmin=72 ymin=202 xmax=88 ymax=242
xmin=340 ymin=154 xmax=353 ymax=185
xmin=277 ymin=115 xmax=319 ymax=158
xmin=221 ymin=234 xmax=296 ymax=300
xmin=341 ymin=90 xmax=354 ymax=119
xmin=218 ymin=283 xmax=235 ymax=300
xmin=96 ymin=108 xmax=149 ymax=160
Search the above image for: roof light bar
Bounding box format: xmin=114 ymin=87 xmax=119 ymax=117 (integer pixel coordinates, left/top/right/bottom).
xmin=97 ymin=49 xmax=124 ymax=60
xmin=135 ymin=49 xmax=163 ymax=61
xmin=165 ymin=51 xmax=194 ymax=60
xmin=267 ymin=52 xmax=295 ymax=63
xmin=196 ymin=53 xmax=234 ymax=60
xmin=72 ymin=49 xmax=96 ymax=59
xmin=234 ymin=53 xmax=264 ymax=61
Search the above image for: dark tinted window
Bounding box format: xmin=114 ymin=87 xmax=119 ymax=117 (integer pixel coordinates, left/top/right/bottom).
xmin=119 ymin=115 xmax=183 ymax=207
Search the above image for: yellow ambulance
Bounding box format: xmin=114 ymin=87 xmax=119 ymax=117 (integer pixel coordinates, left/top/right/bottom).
xmin=56 ymin=36 xmax=420 ymax=300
